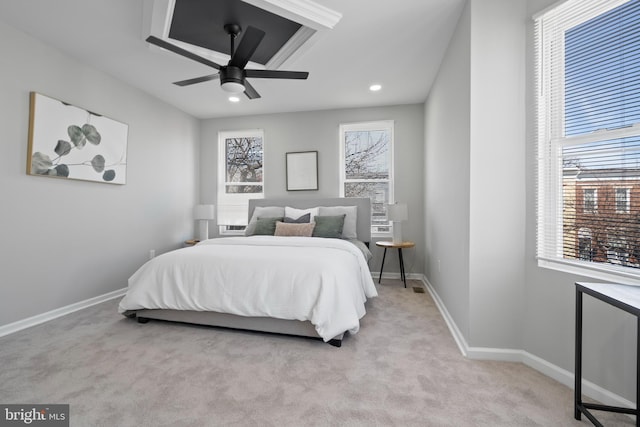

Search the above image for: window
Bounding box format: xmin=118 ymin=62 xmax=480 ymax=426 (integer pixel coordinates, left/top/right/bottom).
xmin=615 ymin=187 xmax=630 ymax=213
xmin=339 ymin=121 xmax=394 ymax=234
xmin=578 ymin=228 xmax=594 ymax=261
xmin=535 ymin=0 xmax=640 ymax=281
xmin=217 ymin=130 xmax=264 ymax=234
xmin=583 ymin=188 xmax=597 ymax=213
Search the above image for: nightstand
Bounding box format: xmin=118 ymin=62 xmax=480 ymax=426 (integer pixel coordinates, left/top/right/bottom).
xmin=184 ymin=239 xmax=200 ymax=247
xmin=376 ymin=241 xmax=415 ymax=288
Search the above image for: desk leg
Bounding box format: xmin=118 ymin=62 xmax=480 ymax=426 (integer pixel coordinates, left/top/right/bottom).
xmin=378 ymin=248 xmax=387 ymax=284
xmin=575 ymin=288 xmax=583 ymax=420
xmin=398 ymin=248 xmax=407 ymax=288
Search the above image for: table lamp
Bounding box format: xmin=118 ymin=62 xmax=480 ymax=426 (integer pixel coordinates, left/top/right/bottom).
xmin=194 ymin=204 xmax=215 ymax=241
xmin=388 ymin=202 xmax=408 ymax=244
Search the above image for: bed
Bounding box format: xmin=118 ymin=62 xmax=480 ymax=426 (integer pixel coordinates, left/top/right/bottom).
xmin=118 ymin=197 xmax=377 ymax=347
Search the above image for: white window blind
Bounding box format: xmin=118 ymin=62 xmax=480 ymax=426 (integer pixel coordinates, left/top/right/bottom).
xmin=217 ymin=130 xmax=264 ymax=230
xmin=536 ymin=0 xmax=640 ymax=279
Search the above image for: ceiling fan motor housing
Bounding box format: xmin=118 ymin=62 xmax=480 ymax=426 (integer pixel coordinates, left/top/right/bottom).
xmin=220 ymin=66 xmax=245 ymax=93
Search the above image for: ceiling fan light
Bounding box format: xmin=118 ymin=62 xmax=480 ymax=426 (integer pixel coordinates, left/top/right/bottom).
xmin=228 ymin=96 xmax=240 ymax=103
xmin=221 ymin=81 xmax=245 ymax=93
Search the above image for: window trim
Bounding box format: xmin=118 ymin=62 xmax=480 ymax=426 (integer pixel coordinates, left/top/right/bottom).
xmin=217 ymin=129 xmax=264 ymax=235
xmin=535 ymin=0 xmax=640 ymax=285
xmin=338 ymin=120 xmax=395 ymax=236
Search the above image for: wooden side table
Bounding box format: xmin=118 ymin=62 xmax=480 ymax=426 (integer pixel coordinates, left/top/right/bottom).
xmin=184 ymin=239 xmax=200 ymax=247
xmin=376 ymin=241 xmax=415 ymax=288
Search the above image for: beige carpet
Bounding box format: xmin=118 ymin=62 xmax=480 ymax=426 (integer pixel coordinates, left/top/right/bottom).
xmin=0 ymin=280 xmax=633 ymax=426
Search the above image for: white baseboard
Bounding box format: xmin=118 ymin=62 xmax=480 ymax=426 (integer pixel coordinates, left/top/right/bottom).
xmin=419 ymin=276 xmax=635 ymax=411
xmin=0 ymin=287 xmax=127 ymax=338
xmin=371 ymin=272 xmax=424 ymax=281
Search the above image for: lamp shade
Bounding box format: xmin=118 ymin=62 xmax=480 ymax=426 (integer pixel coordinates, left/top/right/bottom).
xmin=194 ymin=204 xmax=215 ymax=220
xmin=387 ymin=203 xmax=408 ymax=222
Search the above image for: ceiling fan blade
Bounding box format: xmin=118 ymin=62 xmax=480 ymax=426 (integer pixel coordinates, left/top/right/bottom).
xmin=173 ymin=74 xmax=220 ymax=87
xmin=244 ymin=69 xmax=309 ymax=80
xmin=229 ymin=26 xmax=265 ymax=69
xmin=243 ymin=80 xmax=261 ymax=100
xmin=146 ymin=36 xmax=221 ymax=70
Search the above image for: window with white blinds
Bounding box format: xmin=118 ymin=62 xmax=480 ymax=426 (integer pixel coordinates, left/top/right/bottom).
xmin=216 ymin=130 xmax=264 ymax=234
xmin=535 ymin=0 xmax=640 ymax=281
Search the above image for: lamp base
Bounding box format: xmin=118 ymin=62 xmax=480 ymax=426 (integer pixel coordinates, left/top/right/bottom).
xmin=392 ymin=221 xmax=403 ymax=244
xmin=197 ymin=221 xmax=209 ymax=242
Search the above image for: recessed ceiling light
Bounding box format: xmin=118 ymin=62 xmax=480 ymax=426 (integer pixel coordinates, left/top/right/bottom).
xmin=369 ymin=84 xmax=382 ymax=92
xmin=228 ymin=96 xmax=240 ymax=103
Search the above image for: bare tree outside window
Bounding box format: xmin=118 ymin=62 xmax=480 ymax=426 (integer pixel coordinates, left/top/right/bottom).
xmin=344 ymin=130 xmax=389 ymax=180
xmin=225 ymin=137 xmax=263 ymax=194
xmin=217 ymin=130 xmax=265 ymax=232
xmin=340 ymin=122 xmax=394 ymax=232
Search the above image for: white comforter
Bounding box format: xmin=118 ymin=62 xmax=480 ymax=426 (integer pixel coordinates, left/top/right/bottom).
xmin=118 ymin=236 xmax=378 ymax=341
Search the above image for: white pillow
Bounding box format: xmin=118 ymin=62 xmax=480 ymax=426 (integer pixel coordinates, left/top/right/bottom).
xmin=285 ymin=206 xmax=319 ymax=222
xmin=244 ymin=206 xmax=285 ymax=236
xmin=318 ymin=206 xmax=357 ymax=239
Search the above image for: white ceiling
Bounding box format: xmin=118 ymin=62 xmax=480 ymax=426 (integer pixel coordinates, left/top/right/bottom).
xmin=0 ymin=0 xmax=465 ymax=119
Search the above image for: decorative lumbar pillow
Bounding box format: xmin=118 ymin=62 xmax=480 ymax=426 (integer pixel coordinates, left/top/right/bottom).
xmin=318 ymin=206 xmax=357 ymax=239
xmin=245 ymin=206 xmax=285 ymax=236
xmin=274 ymin=221 xmax=315 ymax=237
xmin=251 ymin=217 xmax=284 ymax=236
xmin=283 ymin=213 xmax=311 ymax=223
xmin=285 ymin=206 xmax=319 ymax=222
xmin=312 ymin=214 xmax=346 ymax=239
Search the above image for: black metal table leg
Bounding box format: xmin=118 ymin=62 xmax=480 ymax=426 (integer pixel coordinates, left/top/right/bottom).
xmin=574 ymin=282 xmax=639 ymax=426
xmin=378 ymin=248 xmax=387 ymax=284
xmin=575 ymin=288 xmax=583 ymax=420
xmin=398 ymin=248 xmax=407 ymax=288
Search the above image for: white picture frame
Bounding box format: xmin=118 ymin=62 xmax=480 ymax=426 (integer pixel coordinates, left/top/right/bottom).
xmin=286 ymin=151 xmax=318 ymax=191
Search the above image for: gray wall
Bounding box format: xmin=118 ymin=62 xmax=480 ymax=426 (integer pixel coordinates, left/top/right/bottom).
xmin=424 ymin=1 xmax=472 ymax=341
xmin=425 ymin=0 xmax=526 ymax=350
xmin=426 ymin=0 xmax=637 ymax=403
xmin=468 ymin=0 xmax=526 ymax=349
xmin=200 ymin=105 xmax=425 ymax=276
xmin=0 ymin=21 xmax=200 ymax=326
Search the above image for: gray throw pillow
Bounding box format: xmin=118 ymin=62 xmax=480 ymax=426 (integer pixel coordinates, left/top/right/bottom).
xmin=251 ymin=217 xmax=284 ymax=236
xmin=245 ymin=206 xmax=285 ymax=236
xmin=312 ymin=214 xmax=346 ymax=239
xmin=318 ymin=206 xmax=357 ymax=239
xmin=284 ymin=213 xmax=311 ymax=223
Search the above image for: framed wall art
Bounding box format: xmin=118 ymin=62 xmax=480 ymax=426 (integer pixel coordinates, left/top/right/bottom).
xmin=286 ymin=150 xmax=318 ymax=191
xmin=27 ymin=92 xmax=129 ymax=184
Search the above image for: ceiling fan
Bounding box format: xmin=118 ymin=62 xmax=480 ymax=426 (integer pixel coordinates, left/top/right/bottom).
xmin=146 ymin=24 xmax=309 ymax=100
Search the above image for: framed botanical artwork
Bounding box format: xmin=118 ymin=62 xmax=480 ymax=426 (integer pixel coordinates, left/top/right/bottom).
xmin=27 ymin=92 xmax=129 ymax=184
xmin=286 ymin=150 xmax=318 ymax=191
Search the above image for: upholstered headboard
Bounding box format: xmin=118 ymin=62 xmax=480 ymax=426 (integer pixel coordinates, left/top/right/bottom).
xmin=248 ymin=197 xmax=371 ymax=243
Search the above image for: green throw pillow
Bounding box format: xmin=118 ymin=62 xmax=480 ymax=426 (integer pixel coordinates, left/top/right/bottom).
xmin=252 ymin=217 xmax=284 ymax=236
xmin=312 ymin=214 xmax=346 ymax=239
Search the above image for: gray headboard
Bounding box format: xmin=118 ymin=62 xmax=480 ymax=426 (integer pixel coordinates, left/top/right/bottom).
xmin=248 ymin=197 xmax=371 ymax=243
